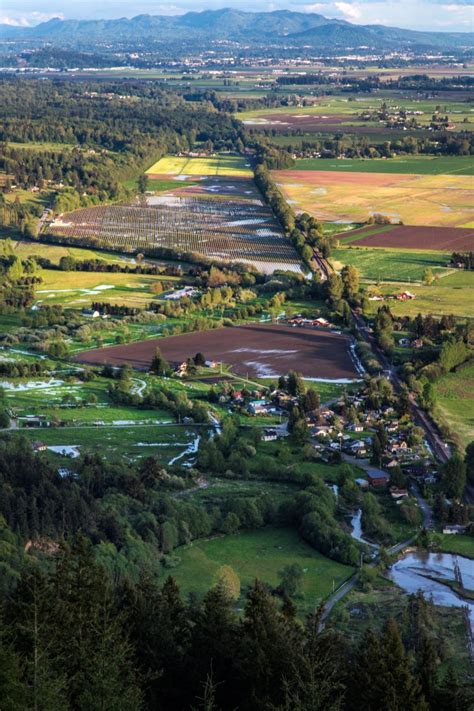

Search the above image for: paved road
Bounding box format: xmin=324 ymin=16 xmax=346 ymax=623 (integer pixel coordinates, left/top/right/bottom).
xmin=320 ymin=574 xmax=358 ymax=626
xmin=410 ymin=482 xmax=435 ymax=530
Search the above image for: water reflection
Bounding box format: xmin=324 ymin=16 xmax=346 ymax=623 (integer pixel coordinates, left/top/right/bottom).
xmin=389 ymin=550 xmax=474 ymax=638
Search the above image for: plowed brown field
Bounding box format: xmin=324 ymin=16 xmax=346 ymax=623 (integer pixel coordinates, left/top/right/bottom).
xmin=348 ymin=225 xmax=474 ymax=251
xmin=75 ymin=324 xmax=359 ymax=380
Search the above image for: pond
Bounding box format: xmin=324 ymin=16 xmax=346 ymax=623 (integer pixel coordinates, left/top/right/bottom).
xmin=389 ymin=550 xmax=474 ymax=642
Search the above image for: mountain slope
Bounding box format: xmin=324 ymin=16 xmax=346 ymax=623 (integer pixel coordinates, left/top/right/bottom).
xmin=0 ymin=9 xmax=472 ymax=49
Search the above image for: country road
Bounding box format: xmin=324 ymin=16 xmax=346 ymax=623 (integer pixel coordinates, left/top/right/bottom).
xmin=351 ymin=309 xmax=450 ymax=465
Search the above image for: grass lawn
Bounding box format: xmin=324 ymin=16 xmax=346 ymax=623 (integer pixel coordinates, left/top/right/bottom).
xmin=433 ymin=361 xmax=474 ymax=450
xmin=145 ymin=154 xmax=252 ymax=178
xmin=293 ymin=156 xmax=474 ymax=176
xmin=162 ymin=527 xmax=353 ymax=614
xmin=438 ymin=534 xmax=474 ymax=559
xmin=331 ymin=246 xmax=450 ymax=283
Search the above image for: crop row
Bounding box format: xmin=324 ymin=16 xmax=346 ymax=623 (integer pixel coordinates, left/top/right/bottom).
xmin=47 ymin=196 xmax=302 ymax=272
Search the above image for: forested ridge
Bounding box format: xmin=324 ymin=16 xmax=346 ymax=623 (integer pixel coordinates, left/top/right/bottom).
xmin=0 ymin=79 xmax=244 ymax=231
xmin=0 ymin=434 xmax=472 ymax=709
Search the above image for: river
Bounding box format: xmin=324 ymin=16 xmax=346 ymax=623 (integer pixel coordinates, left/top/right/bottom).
xmin=389 ymin=550 xmax=474 ymax=642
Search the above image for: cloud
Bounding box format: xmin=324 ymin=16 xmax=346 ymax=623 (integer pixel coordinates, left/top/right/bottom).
xmin=0 ymin=14 xmax=31 ymax=26
xmin=334 ymin=1 xmax=362 ymax=19
xmin=0 ymin=11 xmax=64 ymax=26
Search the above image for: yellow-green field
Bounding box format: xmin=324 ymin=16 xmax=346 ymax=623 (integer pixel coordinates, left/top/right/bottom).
xmin=273 ymin=169 xmax=473 ymax=228
xmin=146 ymin=154 xmax=252 ymax=178
xmin=36 ymin=269 xmax=179 ymax=307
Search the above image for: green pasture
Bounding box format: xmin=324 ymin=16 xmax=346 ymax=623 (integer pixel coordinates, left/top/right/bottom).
xmin=15 ymin=423 xmax=200 ymax=463
xmin=438 ymin=534 xmax=474 ymax=558
xmin=382 ymin=270 xmax=474 ymax=319
xmin=433 ymin=361 xmax=474 ymax=450
xmin=36 ymin=268 xmax=180 ymax=307
xmin=293 ymin=156 xmax=474 ymax=176
xmin=161 ymin=526 xmax=354 ymax=614
xmin=331 ymin=246 xmax=451 ymax=283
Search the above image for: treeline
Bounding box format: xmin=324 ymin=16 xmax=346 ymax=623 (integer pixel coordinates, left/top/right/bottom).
xmin=0 ymin=78 xmax=245 ymax=225
xmin=451 ymin=251 xmax=474 ymax=270
xmin=257 ymin=130 xmax=473 ymax=159
xmin=254 ymin=164 xmax=295 ymax=231
xmin=0 ymin=254 xmax=40 ymax=310
xmin=1 ymin=541 xmax=472 ymax=711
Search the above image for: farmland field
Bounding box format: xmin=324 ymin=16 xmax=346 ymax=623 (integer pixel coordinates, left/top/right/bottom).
xmin=433 ymin=361 xmax=474 ymax=449
xmin=336 ymin=225 xmax=474 ymax=251
xmin=15 ymin=424 xmax=201 ymax=463
xmin=331 ymin=246 xmax=451 ymax=282
xmin=145 ymin=154 xmax=252 ymax=178
xmin=160 ymin=527 xmax=354 ymax=614
xmin=237 ymin=97 xmax=474 ymax=133
xmin=377 ymin=270 xmax=474 ymax=319
xmin=273 ymin=169 xmax=474 ymax=227
xmin=293 ymin=156 xmax=474 ymax=176
xmin=45 ymin=177 xmax=302 ymax=274
xmin=75 ymin=323 xmax=360 ymax=380
xmin=34 ymin=269 xmax=180 ymax=307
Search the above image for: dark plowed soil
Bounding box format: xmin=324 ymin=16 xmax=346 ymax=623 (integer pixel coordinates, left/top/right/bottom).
xmin=75 ymin=324 xmax=359 ymax=380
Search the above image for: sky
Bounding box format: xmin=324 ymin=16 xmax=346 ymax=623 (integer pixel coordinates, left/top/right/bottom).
xmin=1 ymin=0 xmax=473 ymax=32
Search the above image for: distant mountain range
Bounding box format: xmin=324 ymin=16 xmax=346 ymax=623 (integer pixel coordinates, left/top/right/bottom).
xmin=1 ymin=8 xmax=472 ymax=51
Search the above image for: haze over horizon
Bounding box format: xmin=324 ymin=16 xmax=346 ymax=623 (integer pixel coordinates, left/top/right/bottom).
xmin=1 ymin=1 xmax=473 ymax=34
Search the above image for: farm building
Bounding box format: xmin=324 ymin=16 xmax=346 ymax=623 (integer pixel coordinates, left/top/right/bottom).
xmin=367 ymin=471 xmax=390 ymax=487
xmin=442 ymin=525 xmax=467 ymax=535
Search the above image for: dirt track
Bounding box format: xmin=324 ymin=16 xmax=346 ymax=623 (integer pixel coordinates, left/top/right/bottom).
xmin=75 ymin=324 xmax=359 ymax=380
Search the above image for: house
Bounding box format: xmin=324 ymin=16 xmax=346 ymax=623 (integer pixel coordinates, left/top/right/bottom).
xmin=397 ymin=291 xmax=416 ymax=301
xmin=175 ymin=362 xmax=188 ymax=378
xmin=262 ymin=428 xmax=278 ymax=442
xmin=164 ymin=286 xmax=198 ymax=301
xmin=390 ymin=487 xmax=408 ymax=500
xmin=312 ymin=317 xmax=330 ymax=328
xmin=82 ymin=309 xmax=101 ymax=318
xmin=442 ymin=525 xmax=467 ymax=535
xmin=20 ymin=415 xmax=50 ymax=428
xmin=312 ymin=425 xmax=333 ymax=437
xmin=346 ymin=423 xmax=364 ymax=433
xmin=368 ymin=471 xmax=390 ymax=487
xmin=32 ymin=440 xmax=47 ymax=452
xmin=248 ymin=400 xmax=268 ymax=415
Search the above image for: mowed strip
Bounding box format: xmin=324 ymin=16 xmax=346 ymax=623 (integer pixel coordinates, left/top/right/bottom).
xmin=75 ymin=324 xmax=359 ymax=380
xmin=340 ymin=225 xmax=474 ymax=251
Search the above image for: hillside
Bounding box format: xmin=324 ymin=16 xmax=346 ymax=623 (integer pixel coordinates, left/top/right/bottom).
xmin=0 ymin=8 xmax=472 ymax=50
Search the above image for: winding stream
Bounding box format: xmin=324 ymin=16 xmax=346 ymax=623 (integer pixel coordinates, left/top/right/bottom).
xmin=349 ymin=509 xmax=379 ymax=549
